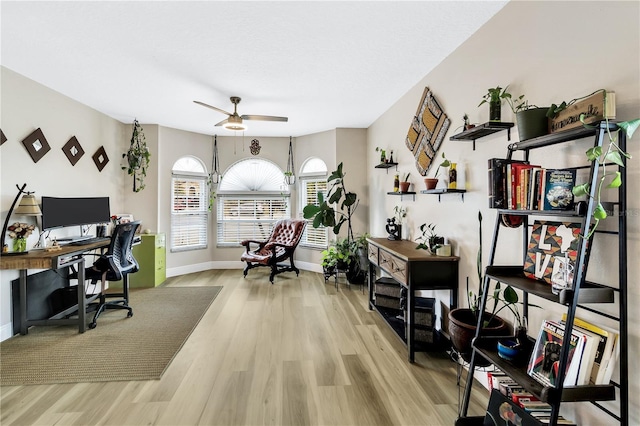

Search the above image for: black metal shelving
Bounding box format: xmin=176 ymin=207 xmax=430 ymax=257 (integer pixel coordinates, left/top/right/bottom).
xmin=458 ymin=121 xmax=628 ymax=426
xmin=374 ymin=162 xmax=398 ymax=173
xmin=386 ymin=191 xmax=416 ymax=201
xmin=449 ymin=122 xmax=514 ymax=150
xmin=419 ymin=188 xmax=466 ymax=202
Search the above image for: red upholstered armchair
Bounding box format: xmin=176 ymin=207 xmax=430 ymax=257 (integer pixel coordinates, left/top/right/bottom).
xmin=240 ymin=219 xmax=307 ymax=283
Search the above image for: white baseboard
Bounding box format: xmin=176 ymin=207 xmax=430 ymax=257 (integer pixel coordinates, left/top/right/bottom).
xmin=1 ymin=323 xmax=13 ymax=342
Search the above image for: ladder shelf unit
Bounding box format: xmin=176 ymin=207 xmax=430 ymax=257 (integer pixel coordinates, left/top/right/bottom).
xmin=457 ymin=121 xmax=628 ymax=426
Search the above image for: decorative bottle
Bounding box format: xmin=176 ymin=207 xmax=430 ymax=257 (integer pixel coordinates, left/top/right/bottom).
xmin=389 ymin=150 xmax=394 ymax=164
xmin=393 ymin=174 xmax=400 ymax=192
xmin=448 ymin=163 xmax=457 ymax=189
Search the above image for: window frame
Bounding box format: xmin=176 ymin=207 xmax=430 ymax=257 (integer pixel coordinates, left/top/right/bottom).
xmin=170 ymin=157 xmax=209 ymax=253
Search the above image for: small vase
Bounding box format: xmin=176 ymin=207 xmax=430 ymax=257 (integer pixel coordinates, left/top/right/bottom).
xmin=489 ymin=100 xmax=501 ymax=121
xmin=13 ymin=237 xmax=27 ymax=253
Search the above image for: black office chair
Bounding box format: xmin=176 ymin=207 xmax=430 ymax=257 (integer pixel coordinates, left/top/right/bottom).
xmin=75 ymin=221 xmax=140 ymax=329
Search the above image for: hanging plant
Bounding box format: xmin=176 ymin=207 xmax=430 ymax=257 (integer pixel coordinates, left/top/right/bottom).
xmin=122 ymin=119 xmax=150 ymax=192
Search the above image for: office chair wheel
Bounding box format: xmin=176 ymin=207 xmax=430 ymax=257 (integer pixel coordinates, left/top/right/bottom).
xmin=88 ymin=321 xmax=97 ymax=329
xmin=127 ymin=311 xmax=133 ymax=318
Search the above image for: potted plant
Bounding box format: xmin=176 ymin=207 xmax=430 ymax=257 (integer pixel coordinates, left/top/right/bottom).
xmin=122 ymin=119 xmax=150 ymax=192
xmin=375 ymin=147 xmax=387 ymax=164
xmin=498 ymin=90 xmax=550 ymax=141
xmin=304 ymin=162 xmax=365 ymax=283
xmin=415 ymin=223 xmax=444 ymax=255
xmin=463 ymin=113 xmax=475 ymax=130
xmin=478 ymin=86 xmax=514 ymax=122
xmin=447 ymin=211 xmax=511 ymax=364
xmin=424 ymin=152 xmax=450 ymax=190
xmin=399 ymin=173 xmax=411 ymax=193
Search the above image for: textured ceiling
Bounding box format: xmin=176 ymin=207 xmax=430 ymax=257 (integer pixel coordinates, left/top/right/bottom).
xmin=1 ymin=1 xmax=508 ymax=137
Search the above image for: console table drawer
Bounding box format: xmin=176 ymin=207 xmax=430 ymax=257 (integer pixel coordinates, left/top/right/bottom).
xmin=368 ymin=243 xmax=379 ymax=264
xmin=379 ymin=249 xmax=408 ymax=285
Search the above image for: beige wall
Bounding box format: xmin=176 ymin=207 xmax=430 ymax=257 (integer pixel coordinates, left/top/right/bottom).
xmin=367 ymin=1 xmax=639 ymax=424
xmin=0 ymin=66 xmax=128 ymax=335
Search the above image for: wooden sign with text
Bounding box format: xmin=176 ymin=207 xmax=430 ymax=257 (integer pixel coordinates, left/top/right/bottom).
xmin=549 ymin=91 xmax=615 ymax=133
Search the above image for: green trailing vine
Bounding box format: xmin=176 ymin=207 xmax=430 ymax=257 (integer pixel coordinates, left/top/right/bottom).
xmin=572 ymin=115 xmax=639 ymax=238
xmin=122 ymin=119 xmax=150 ymax=192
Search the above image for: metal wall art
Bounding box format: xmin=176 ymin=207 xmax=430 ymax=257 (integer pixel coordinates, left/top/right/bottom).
xmin=62 ymin=136 xmax=85 ymax=166
xmin=21 ymin=128 xmax=51 ymax=163
xmin=250 ymin=138 xmax=261 ymax=155
xmin=92 ymin=146 xmax=109 ymax=171
xmin=405 ymin=87 xmax=451 ymax=176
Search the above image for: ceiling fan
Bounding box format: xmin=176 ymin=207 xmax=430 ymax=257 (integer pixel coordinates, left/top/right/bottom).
xmin=194 ymin=96 xmax=288 ymax=131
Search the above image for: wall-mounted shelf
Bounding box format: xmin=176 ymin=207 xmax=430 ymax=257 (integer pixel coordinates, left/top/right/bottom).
xmin=419 ymin=188 xmax=466 ymax=202
xmin=449 ymin=122 xmax=514 ymax=150
xmin=386 ymin=191 xmax=416 ymax=201
xmin=375 ymin=162 xmax=398 ymax=173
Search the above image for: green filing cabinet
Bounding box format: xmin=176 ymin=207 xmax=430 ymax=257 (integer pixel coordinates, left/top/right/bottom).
xmin=130 ymin=233 xmax=166 ymax=288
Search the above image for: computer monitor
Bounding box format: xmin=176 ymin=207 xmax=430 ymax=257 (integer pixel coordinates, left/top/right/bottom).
xmin=41 ymin=196 xmax=111 ymax=230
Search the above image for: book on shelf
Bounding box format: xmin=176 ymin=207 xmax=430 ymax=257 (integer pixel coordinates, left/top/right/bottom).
xmin=527 ymin=319 xmax=584 ymax=387
xmin=487 ymin=158 xmax=528 ymax=209
xmin=523 ymin=220 xmax=582 ymax=288
xmin=484 ymin=390 xmax=549 ymax=426
xmin=561 ymin=314 xmax=620 ymax=385
xmin=542 ymin=168 xmax=576 ymax=211
xmin=509 ymin=163 xmax=539 ymax=210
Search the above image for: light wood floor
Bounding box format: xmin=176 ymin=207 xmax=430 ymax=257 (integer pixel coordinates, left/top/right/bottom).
xmin=1 ymin=269 xmax=490 ymax=425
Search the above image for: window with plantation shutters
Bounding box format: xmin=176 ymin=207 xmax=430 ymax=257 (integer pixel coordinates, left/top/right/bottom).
xmin=216 ymin=158 xmax=291 ymax=246
xmin=171 ymin=156 xmax=208 ymax=252
xmin=299 ymin=157 xmax=329 ymax=249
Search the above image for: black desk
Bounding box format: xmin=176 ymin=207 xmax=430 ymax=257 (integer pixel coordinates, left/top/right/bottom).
xmin=0 ymin=240 xmax=111 ymax=335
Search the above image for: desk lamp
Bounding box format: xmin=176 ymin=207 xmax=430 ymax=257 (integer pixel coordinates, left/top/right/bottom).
xmin=1 ymin=183 xmax=42 ymax=254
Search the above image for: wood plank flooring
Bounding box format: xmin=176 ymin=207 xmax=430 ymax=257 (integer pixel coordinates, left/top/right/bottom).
xmin=0 ymin=269 xmax=490 ymax=425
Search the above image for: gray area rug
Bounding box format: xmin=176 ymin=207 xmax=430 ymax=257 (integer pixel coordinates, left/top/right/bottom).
xmin=0 ymin=286 xmax=222 ymax=385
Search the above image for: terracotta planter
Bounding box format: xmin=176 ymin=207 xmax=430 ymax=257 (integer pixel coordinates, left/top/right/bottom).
xmin=448 ymin=308 xmax=511 ymax=366
xmin=424 ymin=178 xmax=438 ymax=190
xmin=399 ymin=181 xmax=411 ymax=193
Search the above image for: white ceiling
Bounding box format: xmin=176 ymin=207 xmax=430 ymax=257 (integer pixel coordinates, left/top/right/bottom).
xmin=1 ymin=1 xmax=508 ymax=137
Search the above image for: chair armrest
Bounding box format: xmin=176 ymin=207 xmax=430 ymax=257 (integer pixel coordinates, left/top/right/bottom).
xmin=241 ymin=239 xmax=267 ymax=252
xmin=265 ymin=242 xmax=294 ymax=250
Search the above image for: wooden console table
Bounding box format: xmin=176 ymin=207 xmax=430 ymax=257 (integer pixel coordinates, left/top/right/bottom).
xmin=367 ymin=237 xmax=459 ymax=362
xmin=0 ymin=240 xmax=110 ymax=335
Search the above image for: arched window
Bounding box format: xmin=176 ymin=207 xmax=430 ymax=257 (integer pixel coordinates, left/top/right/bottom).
xmin=299 ymin=157 xmax=328 ymax=248
xmin=171 ymin=156 xmax=208 ymax=251
xmin=216 ymin=158 xmax=291 ymax=246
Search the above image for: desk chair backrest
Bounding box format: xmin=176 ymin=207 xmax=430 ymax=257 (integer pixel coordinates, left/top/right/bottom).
xmin=101 ymin=221 xmax=140 ymax=282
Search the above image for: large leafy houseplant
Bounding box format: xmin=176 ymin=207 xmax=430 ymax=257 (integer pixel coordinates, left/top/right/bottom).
xmin=304 ymin=163 xmax=366 ymax=281
xmin=122 ymin=119 xmax=150 ymax=192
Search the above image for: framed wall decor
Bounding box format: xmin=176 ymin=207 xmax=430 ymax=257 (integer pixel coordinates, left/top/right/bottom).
xmin=1 ymin=129 xmax=7 ymax=146
xmin=21 ymin=128 xmax=51 ymax=163
xmin=62 ymin=136 xmax=85 ymax=166
xmin=405 ymin=87 xmax=451 ymax=176
xmin=92 ymin=146 xmax=109 ymax=171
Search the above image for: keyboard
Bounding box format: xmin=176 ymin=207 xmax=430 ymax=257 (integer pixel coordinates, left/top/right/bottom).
xmin=67 ymin=237 xmax=110 ymax=246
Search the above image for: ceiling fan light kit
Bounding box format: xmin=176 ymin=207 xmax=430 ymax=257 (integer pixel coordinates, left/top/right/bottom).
xmin=223 ymin=115 xmax=247 ymax=131
xmin=194 ymin=96 xmax=288 ymax=132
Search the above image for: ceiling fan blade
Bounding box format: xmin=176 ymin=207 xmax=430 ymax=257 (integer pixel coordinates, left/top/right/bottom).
xmin=241 ymin=114 xmax=289 ymax=122
xmin=194 ymin=100 xmax=233 ymax=116
xmin=214 ymin=118 xmax=229 ymax=127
